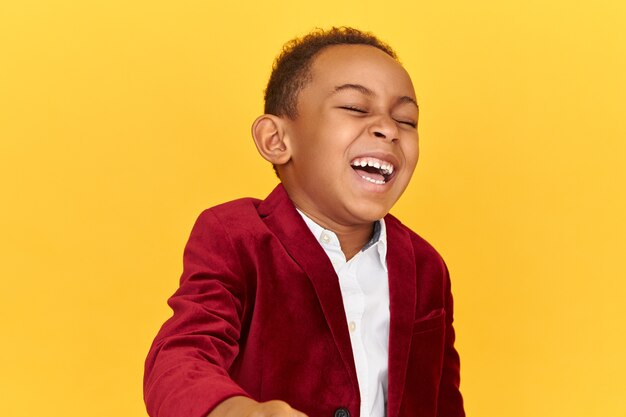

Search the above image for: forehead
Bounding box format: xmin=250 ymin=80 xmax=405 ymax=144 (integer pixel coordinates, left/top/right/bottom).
xmin=306 ymin=44 xmax=416 ymax=99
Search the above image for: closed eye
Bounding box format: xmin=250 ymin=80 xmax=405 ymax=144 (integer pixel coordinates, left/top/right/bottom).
xmin=339 ymin=105 xmax=367 ymax=114
xmin=396 ymin=119 xmax=417 ymax=128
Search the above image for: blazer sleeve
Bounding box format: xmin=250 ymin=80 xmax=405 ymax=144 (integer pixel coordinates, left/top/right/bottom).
xmin=437 ymin=265 xmax=465 ymax=417
xmin=144 ymin=210 xmax=251 ymax=417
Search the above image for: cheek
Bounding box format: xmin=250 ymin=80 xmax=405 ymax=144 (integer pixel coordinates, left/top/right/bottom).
xmin=327 ymin=113 xmax=368 ymax=137
xmin=404 ymin=140 xmax=420 ymax=169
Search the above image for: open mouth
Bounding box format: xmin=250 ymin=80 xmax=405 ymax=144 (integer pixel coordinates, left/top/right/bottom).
xmin=350 ymin=157 xmax=396 ymax=185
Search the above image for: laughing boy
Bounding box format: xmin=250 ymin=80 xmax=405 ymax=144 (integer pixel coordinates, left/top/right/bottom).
xmin=144 ymin=27 xmax=464 ymax=417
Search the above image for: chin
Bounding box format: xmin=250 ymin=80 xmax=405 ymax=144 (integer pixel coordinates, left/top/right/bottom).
xmin=350 ymin=202 xmax=392 ymax=222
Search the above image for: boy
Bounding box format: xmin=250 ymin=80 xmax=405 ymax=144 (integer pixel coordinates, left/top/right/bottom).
xmin=144 ymin=27 xmax=464 ymax=417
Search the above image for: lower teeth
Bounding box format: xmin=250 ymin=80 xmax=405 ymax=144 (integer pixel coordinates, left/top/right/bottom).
xmin=361 ymin=175 xmax=385 ymax=185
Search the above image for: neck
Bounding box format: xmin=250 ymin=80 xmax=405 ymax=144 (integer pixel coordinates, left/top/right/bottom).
xmin=298 ymin=209 xmax=374 ymax=261
xmin=335 ymin=223 xmax=375 ymax=260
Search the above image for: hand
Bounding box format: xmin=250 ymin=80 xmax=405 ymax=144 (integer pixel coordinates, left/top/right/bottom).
xmin=208 ymin=396 xmax=309 ymax=417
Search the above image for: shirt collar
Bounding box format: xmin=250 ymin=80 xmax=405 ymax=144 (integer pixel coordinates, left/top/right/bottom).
xmin=296 ymin=209 xmax=388 ymax=268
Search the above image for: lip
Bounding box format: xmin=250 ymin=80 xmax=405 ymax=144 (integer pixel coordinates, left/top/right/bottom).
xmin=348 ymin=151 xmax=402 ymax=189
xmin=349 ymin=151 xmax=401 ymax=183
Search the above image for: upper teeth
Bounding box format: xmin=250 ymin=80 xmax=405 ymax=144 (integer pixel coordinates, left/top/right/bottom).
xmin=350 ymin=158 xmax=395 ymax=175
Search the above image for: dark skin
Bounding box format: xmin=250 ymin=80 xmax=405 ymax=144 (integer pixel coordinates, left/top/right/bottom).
xmin=209 ymin=397 xmax=307 ymax=417
xmin=210 ymin=44 xmax=419 ymax=417
xmin=254 ymin=44 xmax=418 ymax=262
xmin=293 ymin=207 xmax=374 ymax=260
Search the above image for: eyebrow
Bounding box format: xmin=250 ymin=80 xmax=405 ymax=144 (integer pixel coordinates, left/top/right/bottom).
xmin=332 ymin=83 xmax=419 ymax=109
xmin=334 ymin=83 xmax=374 ymax=96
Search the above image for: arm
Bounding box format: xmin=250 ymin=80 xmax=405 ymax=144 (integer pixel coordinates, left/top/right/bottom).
xmin=144 ymin=210 xmax=309 ymax=417
xmin=144 ymin=209 xmax=251 ymax=417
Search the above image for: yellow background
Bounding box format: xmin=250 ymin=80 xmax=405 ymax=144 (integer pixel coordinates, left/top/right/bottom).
xmin=1 ymin=1 xmax=625 ymax=416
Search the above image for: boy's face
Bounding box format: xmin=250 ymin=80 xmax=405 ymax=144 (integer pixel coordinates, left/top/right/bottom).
xmin=279 ymin=44 xmax=419 ymax=228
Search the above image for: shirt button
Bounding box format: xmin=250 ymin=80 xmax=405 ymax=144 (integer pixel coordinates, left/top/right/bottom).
xmin=321 ymin=233 xmax=331 ymax=243
xmin=334 ymin=408 xmax=350 ymax=417
xmin=348 ymin=321 xmax=356 ymax=332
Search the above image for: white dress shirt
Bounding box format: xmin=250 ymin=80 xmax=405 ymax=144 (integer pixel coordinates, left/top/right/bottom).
xmin=297 ymin=210 xmax=390 ymax=417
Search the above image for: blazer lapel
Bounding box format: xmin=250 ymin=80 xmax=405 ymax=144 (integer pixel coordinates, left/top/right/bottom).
xmin=258 ymin=184 xmax=360 ymax=397
xmin=385 ymin=216 xmax=417 ymax=417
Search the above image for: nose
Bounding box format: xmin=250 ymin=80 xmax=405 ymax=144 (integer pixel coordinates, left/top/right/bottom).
xmin=370 ymin=115 xmax=399 ymax=142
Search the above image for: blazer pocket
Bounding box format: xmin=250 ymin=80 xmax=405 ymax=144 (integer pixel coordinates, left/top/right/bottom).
xmin=412 ymin=308 xmax=446 ymax=334
xmin=403 ymin=309 xmax=447 ymax=414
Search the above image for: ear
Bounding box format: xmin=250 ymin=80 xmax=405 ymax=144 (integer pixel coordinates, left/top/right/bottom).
xmin=251 ymin=114 xmax=291 ymax=166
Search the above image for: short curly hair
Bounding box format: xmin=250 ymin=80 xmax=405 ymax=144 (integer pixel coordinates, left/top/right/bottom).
xmin=264 ymin=27 xmax=398 ymax=119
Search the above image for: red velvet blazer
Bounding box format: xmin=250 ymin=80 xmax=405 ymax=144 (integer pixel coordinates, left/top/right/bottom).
xmin=144 ymin=184 xmax=464 ymax=417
